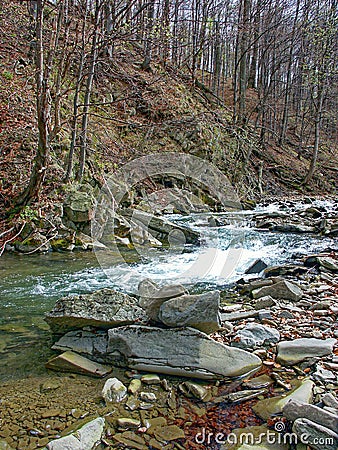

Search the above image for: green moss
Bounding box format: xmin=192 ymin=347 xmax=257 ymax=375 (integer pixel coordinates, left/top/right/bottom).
xmin=50 ymin=239 xmax=70 ymax=250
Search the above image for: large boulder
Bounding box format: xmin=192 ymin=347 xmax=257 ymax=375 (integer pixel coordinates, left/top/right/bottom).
xmin=276 ymin=338 xmax=336 ymax=365
xmin=252 ymin=280 xmax=303 ymax=301
xmin=107 ymin=325 xmax=262 ymax=379
xmin=138 ymin=279 xmax=187 ymax=321
xmin=158 ymin=291 xmax=221 ymax=334
xmin=63 ymin=186 xmax=95 ymax=223
xmin=45 ymin=289 xmax=147 ymax=334
xmin=52 ymin=326 xmax=262 ymax=379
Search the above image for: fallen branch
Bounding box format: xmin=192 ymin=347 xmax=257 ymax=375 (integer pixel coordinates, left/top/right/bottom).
xmin=23 ymin=232 xmax=58 ymax=255
xmin=0 ymin=222 xmax=26 ymax=257
xmin=0 ymin=226 xmax=14 ymax=239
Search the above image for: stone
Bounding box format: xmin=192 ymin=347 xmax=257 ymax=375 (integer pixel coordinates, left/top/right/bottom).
xmin=153 ymin=425 xmax=185 ymax=441
xmin=16 ymin=232 xmax=51 ymax=253
xmin=254 ymin=296 xmax=276 ymax=310
xmin=283 ymin=400 xmax=338 ymax=433
xmin=241 ymin=279 xmax=274 ymax=293
xmin=253 ymin=379 xmax=314 ymax=420
xmin=40 ymin=380 xmax=61 ymax=392
xmin=139 ymin=188 xmax=209 ymax=214
xmin=252 ymin=280 xmax=303 ymax=301
xmin=179 ymin=381 xmax=209 ymax=401
xmin=0 ymin=441 xmax=14 ymax=450
xmin=45 ymin=351 xmax=112 ymax=377
xmin=271 ymin=224 xmax=315 ymax=233
xmin=117 ymin=418 xmax=141 ymax=429
xmin=52 ymin=329 xmax=108 ymax=359
xmin=113 ymin=431 xmax=147 ymax=450
xmin=317 ymin=257 xmax=338 ymax=273
xmin=102 ymin=378 xmax=127 ymax=403
xmin=138 ymin=279 xmax=187 ymax=321
xmin=224 ymin=389 xmax=267 ymax=403
xmin=107 ymin=325 xmax=262 ymax=379
xmin=276 ymin=338 xmax=336 ymax=365
xmin=145 ymin=417 xmax=168 ymax=430
xmin=322 ymin=393 xmax=338 ymax=409
xmin=242 ymin=374 xmax=274 ymax=389
xmin=140 ymin=374 xmax=161 ymax=385
xmin=292 ymin=418 xmax=338 ymax=450
xmin=245 ymin=259 xmax=268 ymax=274
xmin=231 ymin=324 xmax=280 ymax=349
xmin=45 ymin=288 xmax=147 ymax=334
xmin=220 ymin=309 xmax=261 ymax=322
xmin=140 ymin=392 xmax=156 ymax=402
xmin=158 ymin=291 xmax=221 ymax=334
xmin=128 ymin=379 xmax=142 ymax=394
xmin=46 ymin=417 xmax=104 ymax=450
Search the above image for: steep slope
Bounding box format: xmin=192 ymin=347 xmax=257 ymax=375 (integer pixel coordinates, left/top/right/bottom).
xmin=0 ymin=0 xmax=337 ymax=222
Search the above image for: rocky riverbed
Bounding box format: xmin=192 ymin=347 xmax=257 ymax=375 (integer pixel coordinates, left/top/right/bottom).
xmin=1 ymin=248 xmax=338 ymax=450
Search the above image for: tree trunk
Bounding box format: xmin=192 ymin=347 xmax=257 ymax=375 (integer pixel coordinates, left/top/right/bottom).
xmin=76 ymin=1 xmax=100 ymax=182
xmin=16 ymin=0 xmax=51 ymax=206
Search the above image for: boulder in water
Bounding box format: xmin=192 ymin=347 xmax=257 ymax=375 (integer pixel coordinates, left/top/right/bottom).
xmin=45 ymin=350 xmax=112 ymax=377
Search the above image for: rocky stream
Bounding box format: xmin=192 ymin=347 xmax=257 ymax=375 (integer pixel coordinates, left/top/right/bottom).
xmin=0 ymin=197 xmax=338 ymax=450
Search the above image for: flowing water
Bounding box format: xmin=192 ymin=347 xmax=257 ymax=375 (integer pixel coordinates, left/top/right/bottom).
xmin=0 ymin=204 xmax=336 ymax=381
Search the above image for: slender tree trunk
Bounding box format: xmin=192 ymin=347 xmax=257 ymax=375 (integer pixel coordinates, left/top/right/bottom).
xmin=238 ymin=0 xmax=251 ymax=122
xmin=279 ymin=0 xmax=300 ymax=144
xmin=16 ymin=0 xmax=51 ymax=206
xmin=141 ymin=0 xmax=155 ymax=70
xmin=76 ymin=2 xmax=100 ymax=181
xmin=303 ymin=80 xmax=324 ymax=184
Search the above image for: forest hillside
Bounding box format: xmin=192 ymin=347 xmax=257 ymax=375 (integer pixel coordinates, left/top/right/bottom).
xmin=0 ymin=0 xmax=337 ymax=223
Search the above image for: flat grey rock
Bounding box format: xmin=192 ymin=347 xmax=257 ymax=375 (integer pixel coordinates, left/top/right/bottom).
xmin=107 ymin=325 xmax=261 ymax=379
xmin=46 ymin=417 xmax=105 ymax=450
xmin=45 ymin=288 xmax=147 ymax=334
xmin=277 ymin=338 xmax=336 ymax=365
xmin=231 ymin=323 xmax=280 ymax=349
xmin=45 ymin=351 xmax=112 ymax=377
xmin=283 ymin=399 xmax=338 ymax=433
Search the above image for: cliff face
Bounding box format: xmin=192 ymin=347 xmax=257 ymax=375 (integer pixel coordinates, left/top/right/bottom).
xmin=0 ymin=0 xmax=337 ymax=219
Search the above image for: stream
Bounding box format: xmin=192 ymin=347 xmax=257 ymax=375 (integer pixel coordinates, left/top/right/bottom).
xmin=0 ymin=202 xmax=336 ymax=381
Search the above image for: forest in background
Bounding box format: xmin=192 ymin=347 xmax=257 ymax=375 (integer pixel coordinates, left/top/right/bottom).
xmin=0 ymin=0 xmax=337 ymax=215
